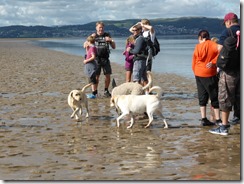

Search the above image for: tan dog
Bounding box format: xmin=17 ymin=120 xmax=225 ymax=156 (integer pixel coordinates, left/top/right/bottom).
xmin=67 ymin=83 xmax=92 ymax=121
xmin=111 ymin=71 xmax=152 ymax=97
xmin=110 ymin=86 xmax=168 ymax=129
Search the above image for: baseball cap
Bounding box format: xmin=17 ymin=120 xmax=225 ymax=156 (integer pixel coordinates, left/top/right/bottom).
xmin=223 ymin=12 xmax=238 ymax=24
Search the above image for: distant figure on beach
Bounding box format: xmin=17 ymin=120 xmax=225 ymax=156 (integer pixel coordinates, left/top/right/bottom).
xmin=83 ymin=35 xmax=97 ymax=99
xmin=128 ymin=24 xmax=148 ymax=90
xmin=123 ymin=35 xmax=135 ymax=82
xmin=209 ymin=12 xmax=240 ymax=136
xmin=192 ymin=30 xmax=221 ymax=126
xmin=84 ymin=21 xmax=116 ymax=98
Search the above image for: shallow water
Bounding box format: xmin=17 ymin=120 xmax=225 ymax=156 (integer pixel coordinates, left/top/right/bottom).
xmin=0 ymin=93 xmax=240 ymax=180
xmin=0 ymin=41 xmax=240 ymax=181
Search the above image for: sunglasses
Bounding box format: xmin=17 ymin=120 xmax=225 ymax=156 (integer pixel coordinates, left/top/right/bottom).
xmin=132 ymin=29 xmax=138 ymax=31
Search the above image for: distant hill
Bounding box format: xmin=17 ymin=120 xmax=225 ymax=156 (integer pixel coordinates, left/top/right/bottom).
xmin=0 ymin=17 xmax=224 ymax=38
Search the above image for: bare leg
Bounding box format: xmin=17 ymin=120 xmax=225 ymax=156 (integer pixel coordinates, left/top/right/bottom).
xmin=105 ymin=74 xmax=110 ymax=89
xmin=221 ymin=111 xmax=230 ymax=125
xmin=200 ymin=106 xmax=206 ymax=118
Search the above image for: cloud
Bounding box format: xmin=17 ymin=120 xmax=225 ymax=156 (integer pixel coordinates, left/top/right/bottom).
xmin=0 ymin=0 xmax=241 ymax=26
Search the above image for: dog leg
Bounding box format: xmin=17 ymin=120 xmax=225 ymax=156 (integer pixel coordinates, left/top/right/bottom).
xmin=157 ymin=111 xmax=168 ymax=128
xmin=70 ymin=108 xmax=77 ymax=118
xmin=116 ymin=112 xmax=128 ymax=127
xmin=145 ymin=112 xmax=154 ymax=128
xmin=71 ymin=108 xmax=80 ymax=120
xmin=127 ymin=114 xmax=135 ymax=129
xmin=163 ymin=118 xmax=168 ymax=128
xmin=85 ymin=101 xmax=89 ymax=118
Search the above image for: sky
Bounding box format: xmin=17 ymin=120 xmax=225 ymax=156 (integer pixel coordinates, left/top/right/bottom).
xmin=0 ymin=0 xmax=241 ymax=27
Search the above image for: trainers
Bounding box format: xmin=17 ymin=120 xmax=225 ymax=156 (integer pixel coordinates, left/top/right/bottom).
xmin=86 ymin=94 xmax=96 ymax=99
xmin=215 ymin=119 xmax=222 ymax=126
xmin=229 ymin=116 xmax=240 ymax=125
xmin=104 ymin=90 xmax=111 ymax=97
xmin=215 ymin=119 xmax=230 ymax=128
xmin=200 ymin=118 xmax=215 ymax=126
xmin=209 ymin=126 xmax=229 ymax=135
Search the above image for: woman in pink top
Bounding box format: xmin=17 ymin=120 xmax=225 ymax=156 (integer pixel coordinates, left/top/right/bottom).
xmin=123 ymin=35 xmax=135 ymax=82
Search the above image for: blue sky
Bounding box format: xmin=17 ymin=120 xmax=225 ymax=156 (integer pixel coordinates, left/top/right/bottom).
xmin=0 ymin=0 xmax=241 ymax=26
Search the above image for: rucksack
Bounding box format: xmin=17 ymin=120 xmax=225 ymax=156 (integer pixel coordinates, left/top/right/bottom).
xmin=217 ymin=29 xmax=240 ymax=72
xmin=94 ymin=32 xmax=111 ymax=58
xmin=144 ymin=34 xmax=160 ymax=57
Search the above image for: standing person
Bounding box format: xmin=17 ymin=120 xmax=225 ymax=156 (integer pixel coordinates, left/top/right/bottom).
xmin=129 ymin=19 xmax=156 ymax=71
xmin=128 ymin=24 xmax=148 ymax=87
xmin=83 ymin=36 xmax=97 ymax=99
xmin=123 ymin=35 xmax=135 ymax=82
xmin=84 ymin=21 xmax=116 ymax=97
xmin=209 ymin=12 xmax=240 ymax=135
xmin=192 ymin=30 xmax=221 ymax=126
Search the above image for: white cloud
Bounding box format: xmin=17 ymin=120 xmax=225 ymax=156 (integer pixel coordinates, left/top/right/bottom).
xmin=0 ymin=0 xmax=241 ymax=26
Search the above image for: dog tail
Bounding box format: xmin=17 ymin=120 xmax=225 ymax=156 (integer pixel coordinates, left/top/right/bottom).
xmin=81 ymin=83 xmax=92 ymax=92
xmin=142 ymin=71 xmax=153 ymax=90
xmin=149 ymin=86 xmax=163 ymax=98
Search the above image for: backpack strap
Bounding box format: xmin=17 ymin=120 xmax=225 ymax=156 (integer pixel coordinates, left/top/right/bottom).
xmin=227 ymin=28 xmax=240 ymax=49
xmin=236 ymin=30 xmax=240 ymax=48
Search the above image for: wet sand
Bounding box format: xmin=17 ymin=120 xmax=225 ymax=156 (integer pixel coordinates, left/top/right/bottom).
xmin=0 ymin=40 xmax=240 ymax=180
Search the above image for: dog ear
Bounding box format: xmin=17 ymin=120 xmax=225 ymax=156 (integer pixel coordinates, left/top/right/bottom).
xmin=70 ymin=92 xmax=74 ymax=98
xmin=110 ymin=97 xmax=115 ymax=107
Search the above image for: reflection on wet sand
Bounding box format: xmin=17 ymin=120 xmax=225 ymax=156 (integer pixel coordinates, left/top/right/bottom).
xmin=0 ymin=40 xmax=240 ymax=180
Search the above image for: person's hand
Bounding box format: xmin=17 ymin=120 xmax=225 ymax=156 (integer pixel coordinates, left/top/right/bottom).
xmin=206 ymin=62 xmax=214 ymax=68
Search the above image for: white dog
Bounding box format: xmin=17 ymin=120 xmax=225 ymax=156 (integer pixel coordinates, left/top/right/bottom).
xmin=67 ymin=83 xmax=92 ymax=121
xmin=111 ymin=71 xmax=152 ymax=97
xmin=110 ymin=86 xmax=168 ymax=129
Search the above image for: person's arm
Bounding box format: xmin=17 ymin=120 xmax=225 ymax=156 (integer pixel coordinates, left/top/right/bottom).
xmin=129 ymin=22 xmax=141 ymax=33
xmin=129 ymin=37 xmax=144 ymax=55
xmin=142 ymin=24 xmax=155 ymax=34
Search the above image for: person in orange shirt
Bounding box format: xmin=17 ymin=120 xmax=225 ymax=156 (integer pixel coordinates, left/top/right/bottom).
xmin=192 ymin=30 xmax=221 ymax=126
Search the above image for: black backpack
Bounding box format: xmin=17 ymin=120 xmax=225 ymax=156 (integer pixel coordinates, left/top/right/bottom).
xmin=217 ymin=29 xmax=240 ymax=72
xmin=94 ymin=32 xmax=111 ymax=58
xmin=144 ymin=34 xmax=160 ymax=57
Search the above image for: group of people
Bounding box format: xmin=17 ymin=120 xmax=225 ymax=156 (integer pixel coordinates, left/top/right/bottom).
xmin=82 ymin=13 xmax=240 ymax=136
xmin=83 ymin=19 xmax=156 ymax=98
xmin=192 ymin=12 xmax=240 ymax=136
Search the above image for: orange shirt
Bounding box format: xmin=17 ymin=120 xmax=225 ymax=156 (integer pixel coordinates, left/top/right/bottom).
xmin=192 ymin=40 xmax=219 ymax=77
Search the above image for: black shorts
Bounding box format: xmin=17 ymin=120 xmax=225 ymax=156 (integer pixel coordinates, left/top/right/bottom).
xmin=96 ymin=58 xmax=112 ymax=75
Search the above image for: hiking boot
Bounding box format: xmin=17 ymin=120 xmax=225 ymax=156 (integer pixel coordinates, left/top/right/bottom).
xmin=200 ymin=118 xmax=215 ymax=126
xmin=229 ymin=116 xmax=240 ymax=125
xmin=86 ymin=94 xmax=96 ymax=99
xmin=209 ymin=126 xmax=229 ymax=136
xmin=104 ymin=90 xmax=111 ymax=97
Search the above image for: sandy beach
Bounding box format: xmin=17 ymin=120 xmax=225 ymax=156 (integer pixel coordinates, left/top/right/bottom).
xmin=0 ymin=40 xmax=240 ymax=180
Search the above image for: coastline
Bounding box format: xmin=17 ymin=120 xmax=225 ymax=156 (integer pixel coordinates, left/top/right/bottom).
xmin=0 ymin=40 xmax=240 ymax=180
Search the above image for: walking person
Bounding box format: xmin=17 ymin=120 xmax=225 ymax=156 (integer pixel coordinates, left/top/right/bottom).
xmin=84 ymin=21 xmax=116 ymax=97
xmin=192 ymin=30 xmax=221 ymax=126
xmin=209 ymin=12 xmax=240 ymax=135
